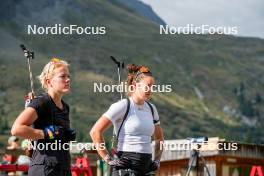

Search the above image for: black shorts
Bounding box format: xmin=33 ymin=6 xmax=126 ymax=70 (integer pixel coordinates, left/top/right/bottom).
xmin=28 ymin=164 xmax=71 ymax=176
xmin=112 ymin=151 xmax=155 ymax=176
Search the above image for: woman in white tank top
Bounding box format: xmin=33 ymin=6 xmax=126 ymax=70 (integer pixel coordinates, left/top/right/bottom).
xmin=90 ymin=64 xmax=164 ymax=175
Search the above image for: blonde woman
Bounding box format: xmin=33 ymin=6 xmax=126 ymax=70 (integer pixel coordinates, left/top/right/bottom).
xmin=11 ymin=58 xmax=75 ymax=176
xmin=90 ymin=64 xmax=164 ymax=175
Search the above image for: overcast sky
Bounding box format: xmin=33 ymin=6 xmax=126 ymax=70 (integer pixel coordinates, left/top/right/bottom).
xmin=141 ymin=0 xmax=264 ymax=39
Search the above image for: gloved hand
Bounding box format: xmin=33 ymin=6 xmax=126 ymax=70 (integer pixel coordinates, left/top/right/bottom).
xmin=43 ymin=125 xmax=63 ymax=140
xmin=104 ymin=154 xmax=128 ymax=167
xmin=64 ymin=128 xmax=76 ymax=141
xmin=108 ymin=158 xmax=126 ymax=167
xmin=149 ymin=160 xmax=160 ymax=171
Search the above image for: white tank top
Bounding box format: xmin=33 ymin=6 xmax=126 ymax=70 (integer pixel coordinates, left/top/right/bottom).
xmin=103 ymin=98 xmax=160 ymax=154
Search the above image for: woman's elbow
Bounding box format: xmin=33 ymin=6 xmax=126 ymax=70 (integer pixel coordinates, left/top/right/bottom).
xmin=90 ymin=127 xmax=103 ymax=141
xmin=90 ymin=117 xmax=110 ymax=140
xmin=11 ymin=121 xmax=24 ymax=136
xmin=89 ymin=128 xmax=97 ymax=140
xmin=11 ymin=124 xmax=19 ymax=136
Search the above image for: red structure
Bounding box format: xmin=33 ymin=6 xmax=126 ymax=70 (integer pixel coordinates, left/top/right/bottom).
xmin=0 ymin=164 xmax=28 ymax=172
xmin=250 ymin=166 xmax=263 ymax=176
xmin=72 ymin=157 xmax=93 ymax=176
xmin=0 ymin=157 xmax=93 ymax=176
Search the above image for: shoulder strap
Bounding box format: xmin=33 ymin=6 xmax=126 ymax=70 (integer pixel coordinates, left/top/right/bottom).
xmin=146 ymin=101 xmax=159 ymax=124
xmin=116 ymin=98 xmax=130 ymax=139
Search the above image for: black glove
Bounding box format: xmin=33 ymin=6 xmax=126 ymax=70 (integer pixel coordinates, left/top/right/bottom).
xmin=43 ymin=125 xmax=64 ymax=140
xmin=149 ymin=160 xmax=160 ymax=171
xmin=64 ymin=128 xmax=76 ymax=141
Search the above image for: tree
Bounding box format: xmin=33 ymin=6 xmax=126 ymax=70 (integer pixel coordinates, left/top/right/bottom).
xmin=255 ymin=93 xmax=262 ymax=104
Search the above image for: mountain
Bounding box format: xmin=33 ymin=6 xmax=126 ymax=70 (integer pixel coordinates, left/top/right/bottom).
xmin=0 ymin=0 xmax=264 ymax=147
xmin=109 ymin=0 xmax=166 ymax=25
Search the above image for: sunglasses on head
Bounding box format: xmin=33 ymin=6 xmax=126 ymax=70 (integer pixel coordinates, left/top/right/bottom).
xmin=135 ymin=66 xmax=152 ymax=80
xmin=46 ymin=57 xmax=62 ymax=79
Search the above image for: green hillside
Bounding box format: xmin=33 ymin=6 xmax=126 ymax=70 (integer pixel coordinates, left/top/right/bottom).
xmin=0 ymin=0 xmax=264 ymax=147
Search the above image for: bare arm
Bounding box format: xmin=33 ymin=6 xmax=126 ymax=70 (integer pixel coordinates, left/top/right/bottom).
xmin=90 ymin=116 xmax=112 ymax=162
xmin=11 ymin=107 xmax=45 ymax=140
xmin=153 ymin=124 xmax=164 ymax=161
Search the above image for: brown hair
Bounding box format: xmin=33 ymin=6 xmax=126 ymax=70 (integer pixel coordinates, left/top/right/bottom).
xmin=126 ymin=64 xmax=152 ymax=86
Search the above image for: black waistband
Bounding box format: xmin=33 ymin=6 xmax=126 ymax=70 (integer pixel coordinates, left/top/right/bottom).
xmin=118 ymin=151 xmax=152 ymax=158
